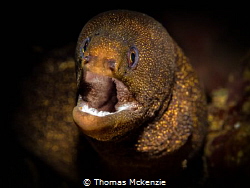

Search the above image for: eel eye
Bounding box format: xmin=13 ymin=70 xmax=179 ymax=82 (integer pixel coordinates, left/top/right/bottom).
xmin=128 ymin=46 xmax=139 ymax=69
xmin=82 ymin=37 xmax=90 ymax=54
xmin=79 ymin=37 xmax=90 ymax=60
xmin=78 ymin=37 xmax=91 ymax=67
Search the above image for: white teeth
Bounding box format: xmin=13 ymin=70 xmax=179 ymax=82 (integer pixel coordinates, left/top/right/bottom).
xmin=116 ymin=104 xmax=134 ymax=111
xmin=79 ymin=105 xmax=114 ymax=117
xmin=78 ymin=103 xmax=135 ymax=117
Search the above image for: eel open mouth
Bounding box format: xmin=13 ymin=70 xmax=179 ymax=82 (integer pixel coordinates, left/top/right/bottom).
xmin=76 ymin=71 xmax=138 ymax=117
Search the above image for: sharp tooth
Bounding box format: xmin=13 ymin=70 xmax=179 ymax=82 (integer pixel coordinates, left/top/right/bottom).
xmin=78 ymin=103 xmax=135 ymax=117
xmin=79 ymin=104 xmax=113 ymax=117
xmin=117 ymin=104 xmax=134 ymax=111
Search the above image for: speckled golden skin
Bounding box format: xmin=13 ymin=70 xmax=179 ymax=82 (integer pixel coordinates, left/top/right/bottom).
xmin=74 ymin=10 xmax=207 ymax=158
xmin=136 ymin=47 xmax=207 ymax=156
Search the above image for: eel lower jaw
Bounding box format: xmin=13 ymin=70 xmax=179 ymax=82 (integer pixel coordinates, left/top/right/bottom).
xmin=72 ymin=71 xmax=142 ymax=140
xmin=72 ymin=99 xmax=141 ymax=140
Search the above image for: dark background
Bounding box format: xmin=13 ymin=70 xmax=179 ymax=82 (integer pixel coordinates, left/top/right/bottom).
xmin=3 ymin=4 xmax=250 ymax=187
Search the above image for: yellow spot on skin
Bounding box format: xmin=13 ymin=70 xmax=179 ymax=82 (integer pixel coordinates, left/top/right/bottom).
xmin=175 ymin=140 xmax=181 ymax=144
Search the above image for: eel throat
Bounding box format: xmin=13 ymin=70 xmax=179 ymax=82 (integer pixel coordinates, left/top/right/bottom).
xmin=76 ymin=71 xmax=138 ymax=117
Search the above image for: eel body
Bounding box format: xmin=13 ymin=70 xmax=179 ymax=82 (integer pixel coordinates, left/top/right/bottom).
xmin=73 ymin=10 xmax=207 ymax=178
xmin=13 ymin=10 xmax=207 ymax=186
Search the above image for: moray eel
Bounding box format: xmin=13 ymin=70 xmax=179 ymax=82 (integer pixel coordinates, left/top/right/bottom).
xmin=13 ymin=10 xmax=207 ymax=185
xmin=73 ymin=9 xmax=207 ymax=176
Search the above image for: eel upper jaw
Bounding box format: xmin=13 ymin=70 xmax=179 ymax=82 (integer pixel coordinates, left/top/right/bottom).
xmin=72 ymin=71 xmax=142 ymax=139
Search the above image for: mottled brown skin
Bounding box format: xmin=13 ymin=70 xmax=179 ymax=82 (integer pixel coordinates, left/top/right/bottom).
xmin=73 ymin=10 xmax=207 ymax=178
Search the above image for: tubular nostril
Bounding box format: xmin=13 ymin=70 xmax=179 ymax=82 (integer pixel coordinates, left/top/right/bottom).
xmin=108 ymin=60 xmax=116 ymax=71
xmin=83 ymin=56 xmax=90 ymax=64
